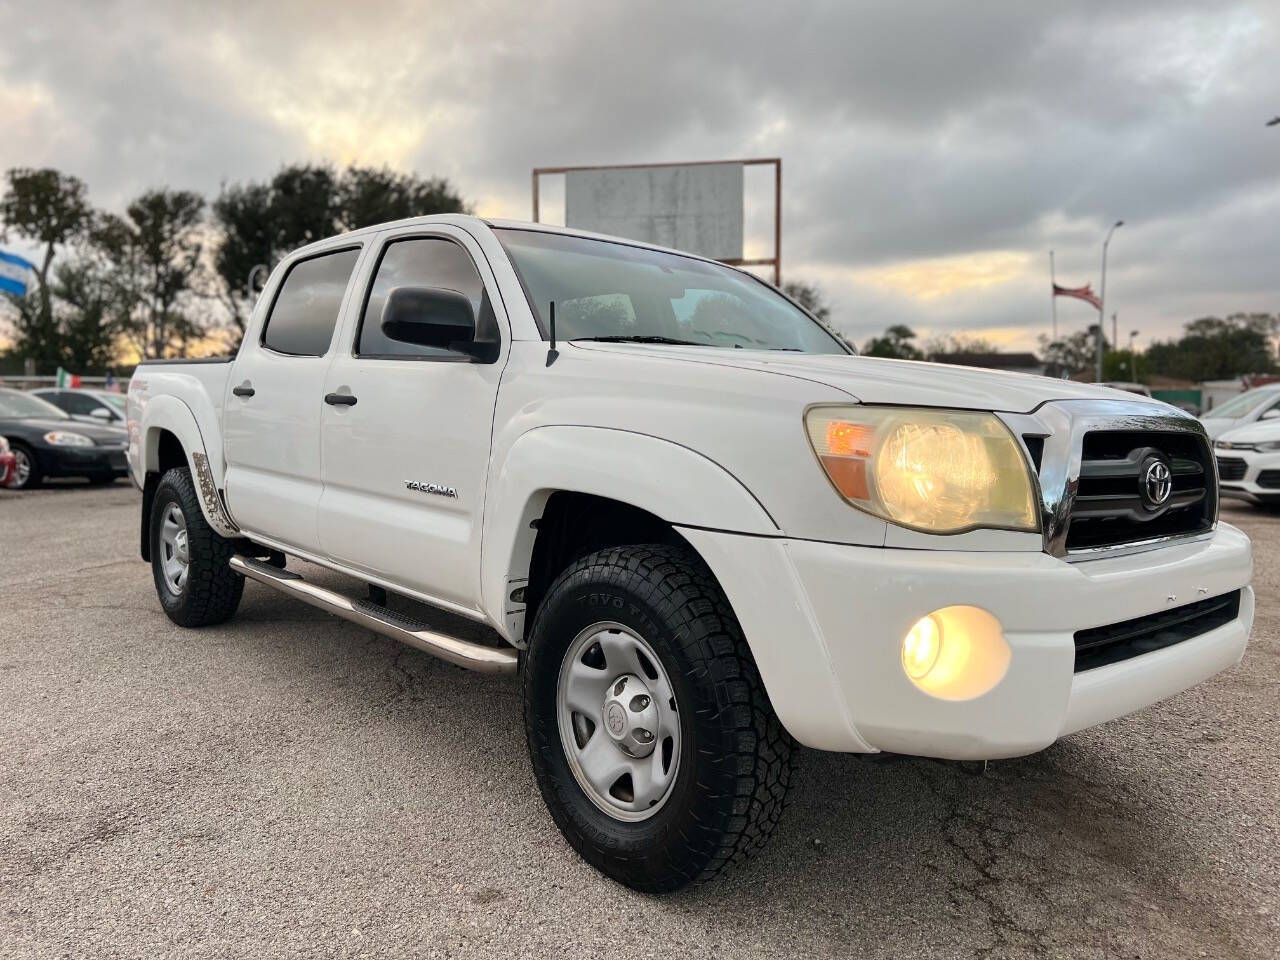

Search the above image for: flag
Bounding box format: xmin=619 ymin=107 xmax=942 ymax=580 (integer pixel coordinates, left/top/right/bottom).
xmin=0 ymin=250 xmax=36 ymax=297
xmin=1052 ymin=283 xmax=1102 ymax=311
xmin=55 ymin=367 xmax=82 ymax=389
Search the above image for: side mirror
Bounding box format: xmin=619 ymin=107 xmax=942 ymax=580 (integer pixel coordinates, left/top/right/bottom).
xmin=380 ymin=285 xmax=496 ymax=361
xmin=89 ymin=407 xmax=112 ymax=420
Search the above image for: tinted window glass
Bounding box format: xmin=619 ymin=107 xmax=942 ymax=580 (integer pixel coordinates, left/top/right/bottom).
xmin=262 ymin=248 xmax=360 ymax=356
xmin=358 ymin=238 xmax=485 ymax=358
xmin=60 ymin=392 xmax=111 ymax=417
xmin=495 ymin=228 xmax=848 ymax=354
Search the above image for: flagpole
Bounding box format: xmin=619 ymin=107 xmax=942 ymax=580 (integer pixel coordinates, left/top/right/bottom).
xmin=1049 ymin=250 xmax=1057 ymax=341
xmin=1097 ymin=220 xmax=1124 ymax=383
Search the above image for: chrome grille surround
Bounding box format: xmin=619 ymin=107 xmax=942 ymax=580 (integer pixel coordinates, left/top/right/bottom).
xmin=998 ymin=399 xmax=1218 ymax=561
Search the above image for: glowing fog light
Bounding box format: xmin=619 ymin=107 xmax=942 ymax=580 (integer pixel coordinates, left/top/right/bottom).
xmin=902 ymin=614 xmax=942 ymax=679
xmin=901 ymin=606 xmax=1011 ymax=700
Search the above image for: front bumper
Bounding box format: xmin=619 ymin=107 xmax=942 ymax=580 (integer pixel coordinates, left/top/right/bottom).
xmin=681 ymin=523 xmax=1253 ymax=760
xmin=42 ymin=443 xmax=129 ymax=477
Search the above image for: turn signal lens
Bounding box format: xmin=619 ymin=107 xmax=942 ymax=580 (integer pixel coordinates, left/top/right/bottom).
xmin=805 ymin=405 xmax=1039 ymax=534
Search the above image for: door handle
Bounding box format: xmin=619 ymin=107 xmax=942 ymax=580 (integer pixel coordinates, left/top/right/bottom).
xmin=324 ymin=392 xmax=357 ymax=407
xmin=232 ymin=382 xmax=255 ymax=398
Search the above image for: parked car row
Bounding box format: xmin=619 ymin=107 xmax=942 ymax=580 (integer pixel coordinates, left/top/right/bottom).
xmin=1194 ymin=386 xmax=1280 ymax=509
xmin=0 ymin=387 xmax=129 ymax=489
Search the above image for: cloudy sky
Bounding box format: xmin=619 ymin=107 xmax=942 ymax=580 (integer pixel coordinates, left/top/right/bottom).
xmin=1 ymin=0 xmax=1277 ymax=351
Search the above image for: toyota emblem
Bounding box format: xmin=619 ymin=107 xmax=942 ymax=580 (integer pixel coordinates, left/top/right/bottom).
xmin=1142 ymin=459 xmax=1173 ymax=508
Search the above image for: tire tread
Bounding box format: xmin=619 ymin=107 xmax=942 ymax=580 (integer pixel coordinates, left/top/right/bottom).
xmin=152 ymin=467 xmax=243 ymax=627
xmin=523 ymin=543 xmax=796 ymax=891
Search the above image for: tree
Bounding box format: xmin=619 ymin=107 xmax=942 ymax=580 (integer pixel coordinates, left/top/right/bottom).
xmin=210 ymin=181 xmax=275 ymax=333
xmin=782 ymin=280 xmax=831 ymax=322
xmin=863 ymin=324 xmax=923 ymax=360
xmin=923 ymin=332 xmax=1001 ymax=359
xmin=211 ymin=164 xmax=469 ymax=337
xmin=1143 ymin=314 xmax=1277 ymax=381
xmin=51 ymin=247 xmax=125 ymax=372
xmin=97 ymin=189 xmax=208 ymax=359
xmin=1038 ymin=325 xmax=1108 ymax=378
xmin=0 ymin=168 xmax=92 ymax=371
xmin=337 ymin=166 xmax=468 ymax=231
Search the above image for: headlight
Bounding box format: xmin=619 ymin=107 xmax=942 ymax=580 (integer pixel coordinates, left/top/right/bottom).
xmin=43 ymin=431 xmax=94 ymax=447
xmin=804 ymin=405 xmax=1039 ymax=533
xmin=1255 ymin=441 xmax=1280 ymax=452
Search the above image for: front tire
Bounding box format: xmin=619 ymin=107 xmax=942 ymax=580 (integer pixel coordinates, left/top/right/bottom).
xmin=523 ymin=544 xmax=796 ymax=892
xmin=150 ymin=467 xmax=244 ymax=627
xmin=8 ymin=442 xmax=41 ymax=489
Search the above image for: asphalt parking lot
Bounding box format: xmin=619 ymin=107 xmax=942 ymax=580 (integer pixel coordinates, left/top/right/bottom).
xmin=1 ymin=483 xmax=1277 ymax=959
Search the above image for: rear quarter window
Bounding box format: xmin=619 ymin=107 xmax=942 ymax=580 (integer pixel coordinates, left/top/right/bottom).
xmin=262 ymin=247 xmax=361 ymax=356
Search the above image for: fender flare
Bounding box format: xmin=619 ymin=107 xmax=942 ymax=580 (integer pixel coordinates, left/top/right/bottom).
xmin=480 ymin=425 xmax=778 ymax=639
xmin=139 ymin=394 xmax=239 ymax=538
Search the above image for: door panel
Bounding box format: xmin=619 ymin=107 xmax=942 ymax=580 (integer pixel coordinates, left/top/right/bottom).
xmin=223 ymin=246 xmax=361 ymax=553
xmin=318 ymin=232 xmax=504 ymax=612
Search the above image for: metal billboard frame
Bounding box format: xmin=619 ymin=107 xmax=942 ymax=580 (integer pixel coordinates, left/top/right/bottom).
xmin=531 ymin=157 xmax=782 ymax=285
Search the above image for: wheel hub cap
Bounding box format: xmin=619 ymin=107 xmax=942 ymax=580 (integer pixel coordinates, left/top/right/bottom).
xmin=556 ymin=623 xmax=681 ymax=821
xmin=159 ymin=503 xmax=190 ymax=595
xmin=601 ymin=674 xmax=659 ymax=758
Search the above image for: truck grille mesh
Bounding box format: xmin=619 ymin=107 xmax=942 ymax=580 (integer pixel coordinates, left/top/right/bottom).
xmin=1064 ymin=430 xmax=1216 ymax=551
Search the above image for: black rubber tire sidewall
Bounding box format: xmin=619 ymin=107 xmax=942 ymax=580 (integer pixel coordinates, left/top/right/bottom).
xmin=523 ymin=544 xmax=792 ymax=892
xmin=149 ymin=467 xmax=244 ymax=627
xmin=8 ymin=442 xmax=41 ymax=489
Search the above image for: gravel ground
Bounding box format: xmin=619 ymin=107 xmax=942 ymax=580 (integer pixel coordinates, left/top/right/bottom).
xmin=1 ymin=483 xmax=1277 ymax=959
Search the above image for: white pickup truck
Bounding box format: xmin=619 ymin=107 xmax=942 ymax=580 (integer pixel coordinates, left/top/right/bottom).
xmin=127 ymin=215 xmax=1253 ymax=892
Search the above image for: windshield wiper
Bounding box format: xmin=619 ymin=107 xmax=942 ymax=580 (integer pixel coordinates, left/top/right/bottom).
xmin=570 ymin=335 xmax=710 ymax=347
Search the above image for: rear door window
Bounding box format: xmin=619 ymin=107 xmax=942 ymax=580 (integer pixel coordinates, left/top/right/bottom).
xmin=262 ymin=248 xmax=361 ymax=357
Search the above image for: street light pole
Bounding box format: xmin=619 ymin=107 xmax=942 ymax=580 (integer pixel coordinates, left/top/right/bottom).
xmin=1097 ymin=220 xmax=1124 ymax=382
xmin=1129 ymin=329 xmax=1140 ymax=382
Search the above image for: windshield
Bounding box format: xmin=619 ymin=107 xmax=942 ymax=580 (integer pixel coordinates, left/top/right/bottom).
xmin=495 ymin=228 xmax=849 ymax=354
xmin=0 ymin=389 xmax=69 ymax=419
xmin=1207 ymin=390 xmax=1279 ymax=420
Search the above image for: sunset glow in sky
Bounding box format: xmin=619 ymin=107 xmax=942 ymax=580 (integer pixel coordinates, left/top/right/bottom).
xmin=2 ymin=0 xmax=1277 ymax=352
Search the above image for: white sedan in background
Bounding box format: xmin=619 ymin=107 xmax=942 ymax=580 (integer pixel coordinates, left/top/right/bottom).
xmin=1200 ymin=387 xmax=1280 ymax=439
xmin=1214 ymin=420 xmax=1280 ymax=506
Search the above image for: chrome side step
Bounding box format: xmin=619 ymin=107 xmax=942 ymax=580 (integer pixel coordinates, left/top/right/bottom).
xmin=229 ymin=555 xmax=518 ymax=675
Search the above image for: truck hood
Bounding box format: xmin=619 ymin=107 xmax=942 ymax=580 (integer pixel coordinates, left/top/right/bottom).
xmin=570 ymin=344 xmax=1140 ymax=414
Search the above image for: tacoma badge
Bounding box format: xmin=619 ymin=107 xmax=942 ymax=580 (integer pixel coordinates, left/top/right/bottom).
xmin=405 ymin=480 xmax=459 ymax=498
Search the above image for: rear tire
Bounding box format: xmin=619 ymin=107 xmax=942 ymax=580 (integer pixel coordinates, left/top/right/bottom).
xmin=522 ymin=543 xmax=796 ymax=892
xmin=150 ymin=467 xmax=244 ymax=627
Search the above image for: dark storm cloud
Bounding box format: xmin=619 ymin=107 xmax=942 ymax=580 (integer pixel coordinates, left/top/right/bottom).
xmin=1 ymin=0 xmax=1276 ymax=348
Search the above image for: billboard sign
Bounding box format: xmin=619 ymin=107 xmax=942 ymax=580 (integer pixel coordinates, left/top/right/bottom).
xmin=563 ymin=163 xmax=744 ymax=262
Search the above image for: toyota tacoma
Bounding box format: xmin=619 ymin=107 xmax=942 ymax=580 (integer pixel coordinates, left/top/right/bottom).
xmin=126 ymin=215 xmax=1254 ymax=891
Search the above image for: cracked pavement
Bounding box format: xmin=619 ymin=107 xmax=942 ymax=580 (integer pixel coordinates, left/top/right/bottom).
xmin=1 ymin=484 xmax=1277 ymax=958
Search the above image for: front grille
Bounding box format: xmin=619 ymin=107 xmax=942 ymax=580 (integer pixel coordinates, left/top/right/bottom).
xmin=1065 ymin=430 xmax=1216 ymax=551
xmin=1257 ymin=470 xmax=1280 ymax=489
xmin=1073 ymin=590 xmax=1241 ymax=672
xmin=1216 ymin=456 xmax=1246 ymax=481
